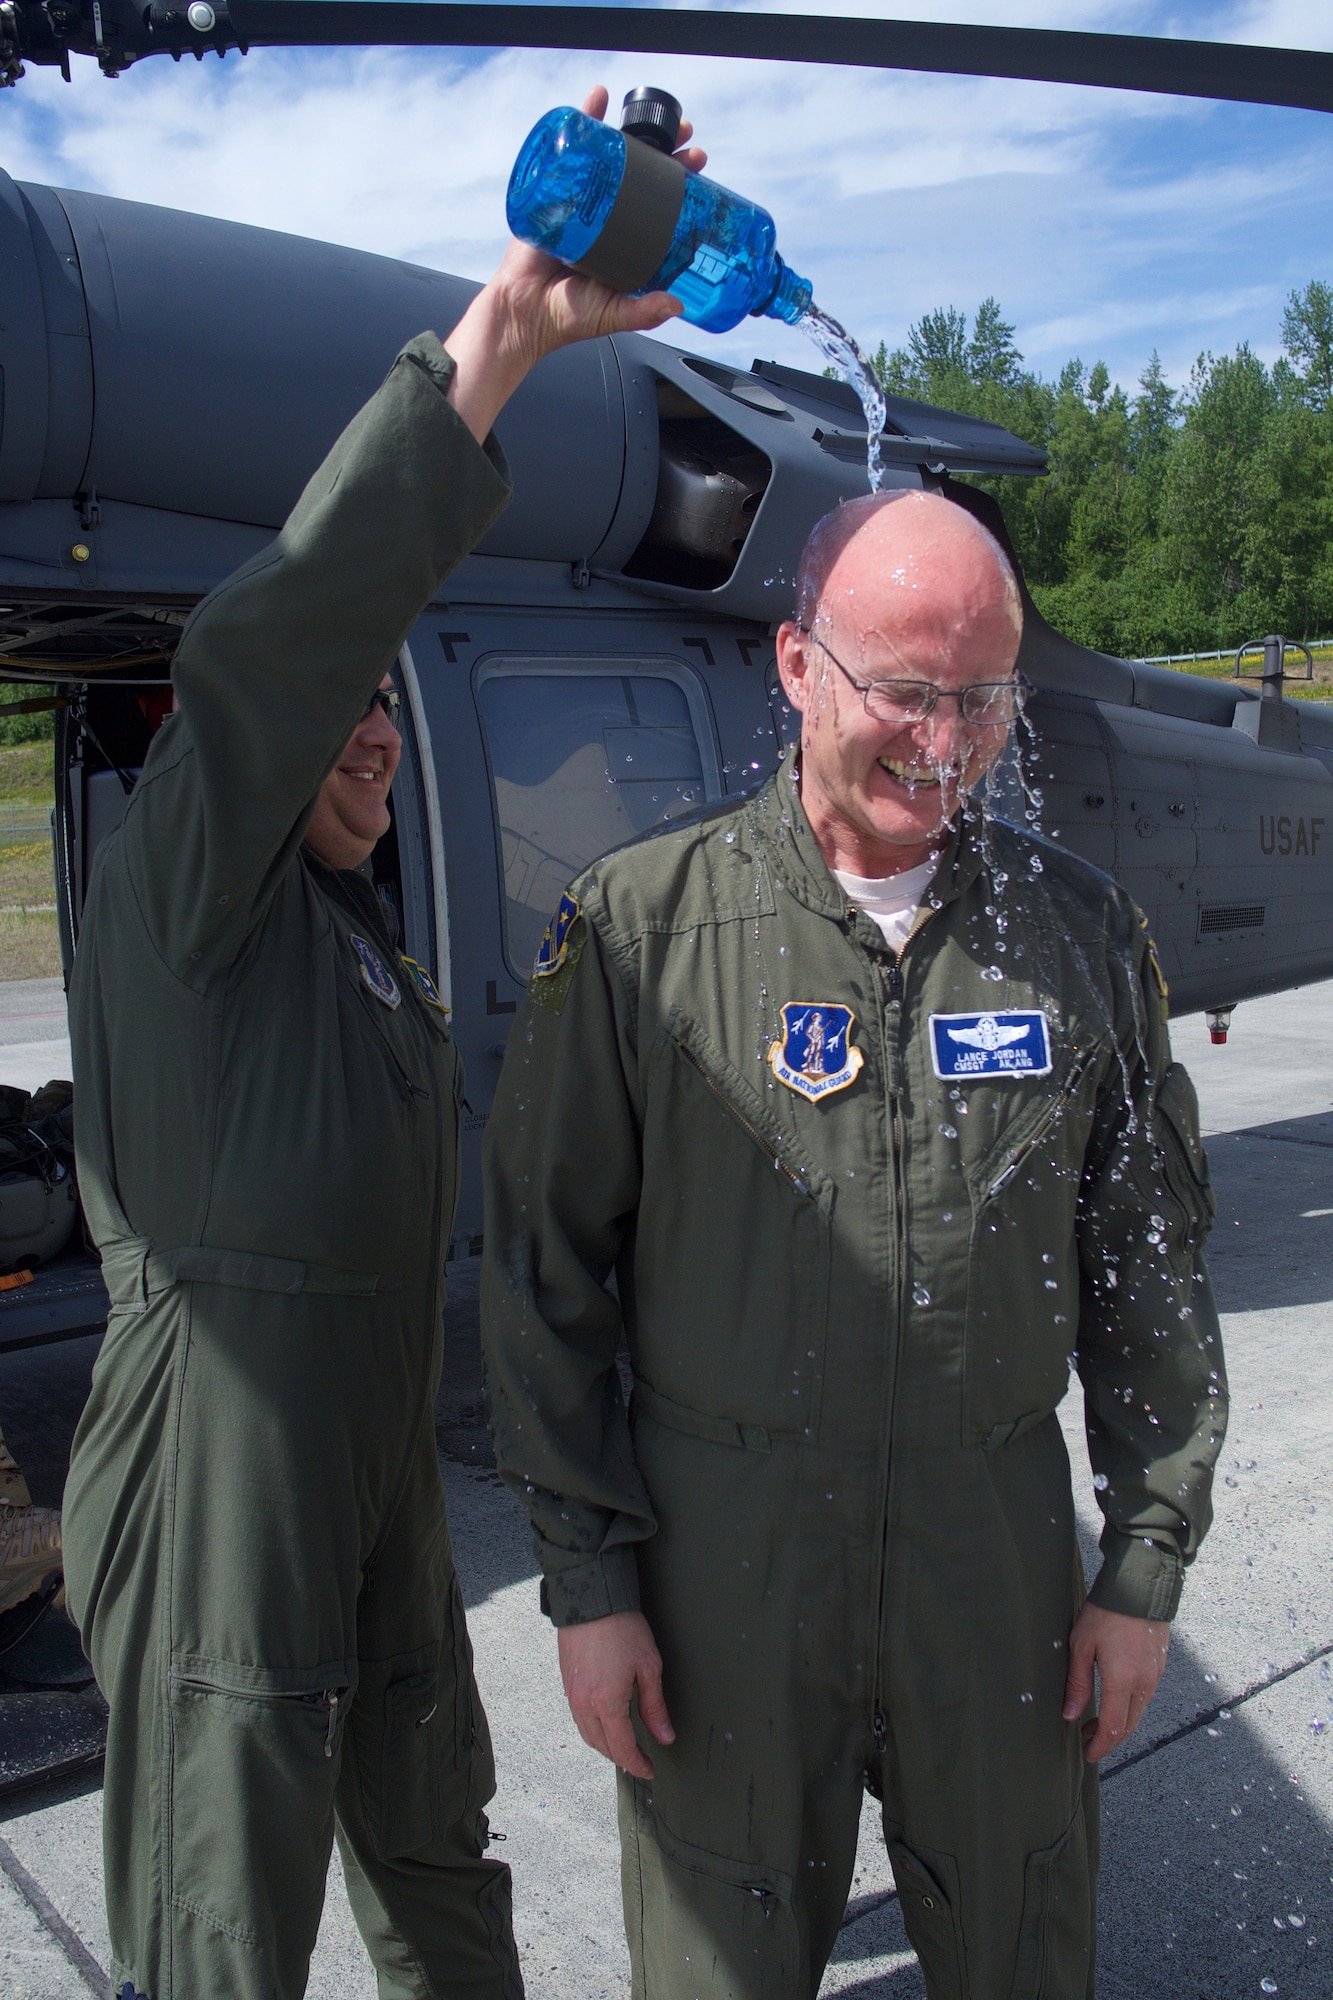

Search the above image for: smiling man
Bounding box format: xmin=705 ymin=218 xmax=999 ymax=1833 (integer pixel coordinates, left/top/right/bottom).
xmin=59 ymin=83 xmax=704 ymax=2000
xmin=482 ymin=488 xmax=1227 ymax=1999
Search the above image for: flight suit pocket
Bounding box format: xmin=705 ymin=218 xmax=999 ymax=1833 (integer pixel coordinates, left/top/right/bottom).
xmin=962 ymin=1055 xmax=1098 ymax=1448
xmin=379 ymin=1670 xmax=445 ymax=1858
xmin=368 ymin=1592 xmax=482 ymax=1856
xmin=635 ymin=1016 xmax=832 ymax=1439
xmin=1141 ymin=1062 xmax=1216 ymax=1268
xmin=360 ymin=1580 xmax=490 ymax=1861
xmin=1009 ymin=1802 xmax=1095 ymax=1999
xmin=622 ymin=1778 xmax=801 ymax=1994
xmin=167 ymin=1669 xmax=349 ymax=1949
xmin=887 ymin=1841 xmax=967 ymax=1999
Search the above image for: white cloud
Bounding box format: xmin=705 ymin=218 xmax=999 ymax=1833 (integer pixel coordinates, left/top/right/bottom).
xmin=2 ymin=7 xmax=1330 ymax=401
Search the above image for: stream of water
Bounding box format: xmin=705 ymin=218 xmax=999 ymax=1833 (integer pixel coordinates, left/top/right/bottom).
xmin=796 ymin=303 xmax=888 ymax=493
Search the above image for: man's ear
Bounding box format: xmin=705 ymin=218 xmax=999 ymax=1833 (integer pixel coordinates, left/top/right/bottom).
xmin=774 ymin=622 xmax=809 ymax=713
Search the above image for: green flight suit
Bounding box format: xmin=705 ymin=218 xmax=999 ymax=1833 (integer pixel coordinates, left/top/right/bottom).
xmin=63 ymin=336 xmax=522 ymax=2000
xmin=482 ymin=756 xmax=1226 ymax=2000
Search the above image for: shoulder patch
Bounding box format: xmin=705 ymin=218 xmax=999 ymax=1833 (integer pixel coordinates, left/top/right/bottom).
xmin=529 ymin=892 xmax=586 ymax=1014
xmin=533 ymin=892 xmax=581 ymax=978
xmin=350 ymin=934 xmax=401 ymax=1009
xmin=400 ymin=954 xmax=448 ymax=1014
xmin=768 ymin=1003 xmax=864 ymax=1101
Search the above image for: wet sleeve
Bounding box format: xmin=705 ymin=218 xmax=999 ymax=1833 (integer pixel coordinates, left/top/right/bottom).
xmin=481 ymin=911 xmax=655 ymax=1626
xmin=1074 ymin=915 xmax=1229 ymax=1621
xmin=122 ymin=334 xmax=511 ymax=978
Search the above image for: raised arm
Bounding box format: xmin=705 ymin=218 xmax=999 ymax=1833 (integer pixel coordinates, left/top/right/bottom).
xmin=123 ymin=85 xmax=693 ymax=979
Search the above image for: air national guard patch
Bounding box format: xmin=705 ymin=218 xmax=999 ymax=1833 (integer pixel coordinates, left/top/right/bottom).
xmin=929 ymin=1010 xmax=1052 ymax=1079
xmin=768 ymin=1003 xmax=864 ymax=1102
xmin=350 ymin=934 xmax=401 ymax=1009
xmin=401 ymin=954 xmax=448 ymax=1014
xmin=533 ymin=892 xmax=581 ymax=978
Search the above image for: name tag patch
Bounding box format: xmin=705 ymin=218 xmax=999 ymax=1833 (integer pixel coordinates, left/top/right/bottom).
xmin=929 ymin=1010 xmax=1051 ymax=1079
xmin=350 ymin=934 xmax=401 ymax=1009
xmin=768 ymin=1002 xmax=864 ymax=1101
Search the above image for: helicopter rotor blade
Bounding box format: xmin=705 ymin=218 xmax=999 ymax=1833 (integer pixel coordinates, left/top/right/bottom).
xmin=4 ymin=2 xmax=1332 ymax=111
xmin=225 ymin=6 xmax=1333 ymax=114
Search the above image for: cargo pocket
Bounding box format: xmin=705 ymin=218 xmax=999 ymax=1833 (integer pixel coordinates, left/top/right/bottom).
xmin=622 ymin=1777 xmax=800 ymax=1994
xmin=1144 ymin=1062 xmax=1216 ymax=1268
xmin=167 ymin=1668 xmax=350 ymax=1951
xmin=888 ymin=1841 xmax=967 ymax=2000
xmin=1008 ymin=1801 xmax=1095 ymax=2000
xmin=365 ymin=1579 xmax=485 ymax=1861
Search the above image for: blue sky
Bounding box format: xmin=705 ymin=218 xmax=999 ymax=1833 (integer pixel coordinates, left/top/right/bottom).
xmin=2 ymin=1 xmax=1331 ymax=402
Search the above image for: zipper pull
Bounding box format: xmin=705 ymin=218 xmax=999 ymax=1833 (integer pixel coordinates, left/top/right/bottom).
xmin=872 ymin=1707 xmax=888 ymax=1751
xmin=882 ymin=961 xmax=905 ymax=1096
xmin=323 ymin=1689 xmax=341 ymax=1758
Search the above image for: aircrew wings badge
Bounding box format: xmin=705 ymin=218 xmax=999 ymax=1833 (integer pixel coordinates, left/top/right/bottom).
xmin=533 ymin=892 xmax=581 ymax=978
xmin=768 ymin=1003 xmax=864 ymax=1101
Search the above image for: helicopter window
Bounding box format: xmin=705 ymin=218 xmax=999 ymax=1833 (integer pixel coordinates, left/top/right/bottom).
xmin=476 ymin=665 xmax=719 ymax=977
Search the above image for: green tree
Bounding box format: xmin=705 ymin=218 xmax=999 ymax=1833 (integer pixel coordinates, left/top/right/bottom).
xmin=862 ymin=286 xmax=1331 ymax=657
xmin=1282 ymin=280 xmax=1333 ymax=411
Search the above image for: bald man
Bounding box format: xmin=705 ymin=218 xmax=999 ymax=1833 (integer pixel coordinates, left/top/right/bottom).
xmin=482 ymin=491 xmax=1225 ymax=1999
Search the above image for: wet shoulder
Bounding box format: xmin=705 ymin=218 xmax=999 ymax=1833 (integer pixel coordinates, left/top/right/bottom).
xmin=576 ymin=786 xmax=774 ymax=945
xmin=983 ymin=816 xmax=1137 ymax=950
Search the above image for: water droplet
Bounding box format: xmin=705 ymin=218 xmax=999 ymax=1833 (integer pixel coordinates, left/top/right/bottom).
xmin=1261 ymin=1980 xmax=1278 ymax=1994
xmin=1288 ymin=1914 xmax=1306 ymax=1929
xmin=981 ymin=965 xmax=1003 ymax=982
xmin=912 ymin=1284 xmax=931 ymax=1308
xmin=1093 ymin=1473 xmax=1109 ymax=1491
xmin=1020 ymin=1691 xmax=1034 ymax=1704
xmin=938 ymin=1123 xmax=957 ymax=1141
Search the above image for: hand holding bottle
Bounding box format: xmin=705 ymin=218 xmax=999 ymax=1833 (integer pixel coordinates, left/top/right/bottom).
xmin=444 ymin=86 xmax=705 ymax=443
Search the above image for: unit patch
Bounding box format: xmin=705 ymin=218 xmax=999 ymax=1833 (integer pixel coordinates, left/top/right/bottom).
xmin=401 ymin=954 xmax=448 ymax=1014
xmin=768 ymin=1003 xmax=864 ymax=1101
xmin=350 ymin=934 xmax=401 ymax=1009
xmin=533 ymin=892 xmax=581 ymax=978
xmin=929 ymin=1010 xmax=1051 ymax=1079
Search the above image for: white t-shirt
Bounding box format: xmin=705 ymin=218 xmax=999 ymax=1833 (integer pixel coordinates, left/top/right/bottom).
xmin=831 ymin=856 xmax=939 ymax=955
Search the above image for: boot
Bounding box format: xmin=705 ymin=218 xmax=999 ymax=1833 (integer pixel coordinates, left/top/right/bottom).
xmin=0 ymin=1504 xmax=62 ymax=1615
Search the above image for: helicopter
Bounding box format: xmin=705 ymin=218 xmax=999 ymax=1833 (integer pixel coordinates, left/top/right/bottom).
xmin=0 ymin=11 xmax=1331 ymax=1326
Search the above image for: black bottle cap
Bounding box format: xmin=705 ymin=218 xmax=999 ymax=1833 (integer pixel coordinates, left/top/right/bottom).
xmin=620 ymin=87 xmax=682 ymax=156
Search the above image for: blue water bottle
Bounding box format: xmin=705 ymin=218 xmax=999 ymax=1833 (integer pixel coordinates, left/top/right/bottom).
xmin=505 ymin=87 xmax=813 ymax=336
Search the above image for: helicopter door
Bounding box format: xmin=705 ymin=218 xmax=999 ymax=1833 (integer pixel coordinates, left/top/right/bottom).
xmin=474 ymin=660 xmax=719 ymax=978
xmin=408 ymin=625 xmax=724 ymax=1258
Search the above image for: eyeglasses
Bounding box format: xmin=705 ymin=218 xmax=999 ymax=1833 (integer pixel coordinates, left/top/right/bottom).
xmin=799 ymin=630 xmax=1029 ymax=727
xmin=363 ymin=687 xmax=402 ymax=728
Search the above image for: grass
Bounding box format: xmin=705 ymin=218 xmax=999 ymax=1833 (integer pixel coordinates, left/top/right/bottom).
xmin=1173 ymin=641 xmax=1333 ymax=701
xmin=0 ymin=742 xmax=55 ymax=808
xmin=0 ymin=748 xmax=60 ymax=980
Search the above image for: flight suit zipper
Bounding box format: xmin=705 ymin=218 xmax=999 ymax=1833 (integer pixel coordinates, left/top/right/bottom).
xmin=675 ymin=1041 xmax=806 ymax=1191
xmin=870 ymin=956 xmax=905 ymax=1759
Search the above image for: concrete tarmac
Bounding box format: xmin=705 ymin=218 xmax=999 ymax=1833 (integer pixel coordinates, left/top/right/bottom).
xmin=0 ymin=982 xmax=1328 ymax=1999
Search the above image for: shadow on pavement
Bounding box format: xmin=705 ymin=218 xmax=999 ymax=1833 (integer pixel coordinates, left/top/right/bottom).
xmin=1202 ymin=1118 xmax=1333 ymax=1314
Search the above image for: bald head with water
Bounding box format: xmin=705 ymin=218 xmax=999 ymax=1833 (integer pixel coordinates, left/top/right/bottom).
xmin=775 ymin=489 xmax=1024 ymax=877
